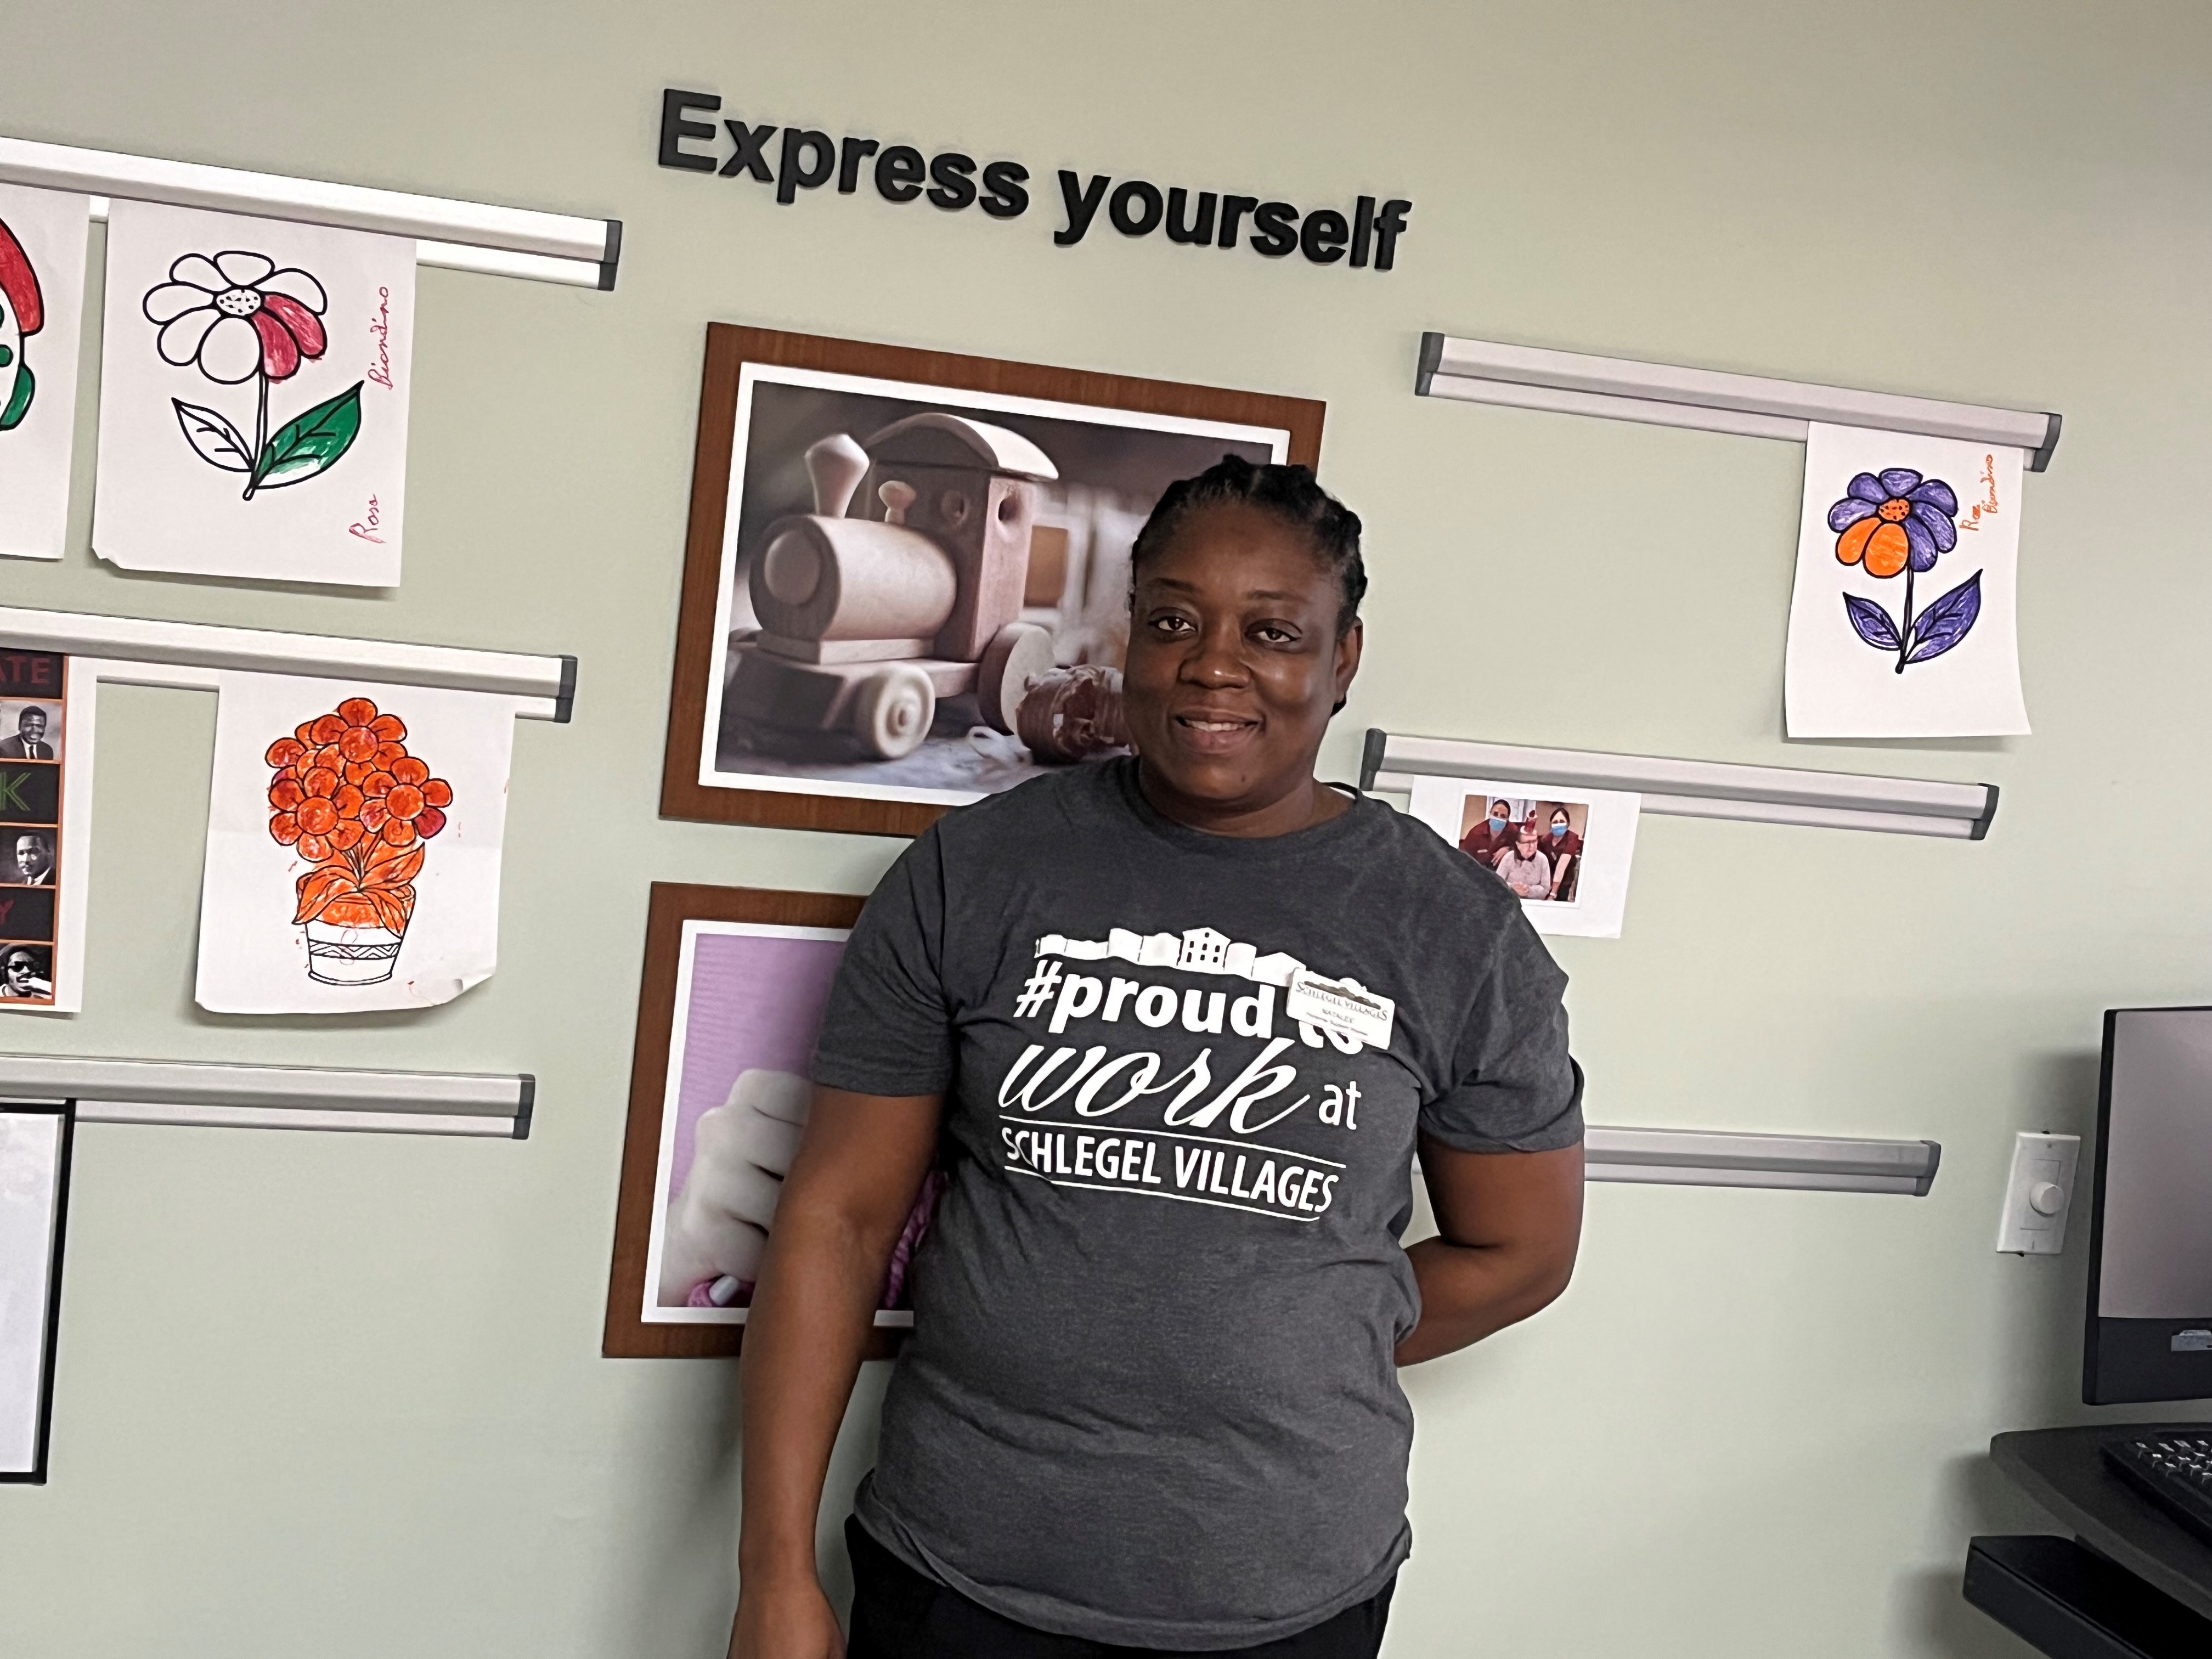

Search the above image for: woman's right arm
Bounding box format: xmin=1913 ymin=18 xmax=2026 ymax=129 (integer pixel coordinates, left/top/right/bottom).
xmin=729 ymin=1085 xmax=945 ymax=1659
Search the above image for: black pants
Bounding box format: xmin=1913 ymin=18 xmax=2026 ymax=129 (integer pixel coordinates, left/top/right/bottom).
xmin=845 ymin=1519 xmax=1394 ymax=1659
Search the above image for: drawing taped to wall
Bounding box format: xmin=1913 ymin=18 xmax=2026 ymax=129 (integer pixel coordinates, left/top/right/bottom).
xmin=1785 ymin=423 xmax=2029 ymax=738
xmin=144 ymin=246 xmax=360 ymax=500
xmin=0 ymin=185 xmax=91 ymax=562
xmin=93 ymin=200 xmax=414 ymax=586
xmin=1407 ymin=776 xmax=1641 ymax=939
xmin=195 ymin=673 xmax=515 ymax=1014
xmin=1829 ymin=467 xmax=1978 ymax=673
xmin=659 ymin=326 xmax=1325 ymax=836
xmin=0 ymin=220 xmax=44 ymax=436
xmin=262 ymin=696 xmax=455 ymax=988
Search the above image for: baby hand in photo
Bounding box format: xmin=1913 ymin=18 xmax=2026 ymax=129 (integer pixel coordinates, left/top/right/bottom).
xmin=657 ymin=1069 xmax=811 ymax=1306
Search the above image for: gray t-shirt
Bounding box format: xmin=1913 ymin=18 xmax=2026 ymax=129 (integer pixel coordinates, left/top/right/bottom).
xmin=814 ymin=759 xmax=1581 ymax=1650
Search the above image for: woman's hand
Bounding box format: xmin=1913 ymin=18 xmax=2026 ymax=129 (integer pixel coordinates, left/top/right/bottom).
xmin=729 ymin=1573 xmax=844 ymax=1659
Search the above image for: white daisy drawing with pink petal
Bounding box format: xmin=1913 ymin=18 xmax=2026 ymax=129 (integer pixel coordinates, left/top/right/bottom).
xmin=144 ymin=251 xmax=328 ymax=385
xmin=142 ymin=249 xmax=360 ymax=500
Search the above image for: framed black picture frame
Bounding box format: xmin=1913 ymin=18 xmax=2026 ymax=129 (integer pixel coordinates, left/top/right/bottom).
xmin=1 ymin=1098 xmax=75 ymax=1484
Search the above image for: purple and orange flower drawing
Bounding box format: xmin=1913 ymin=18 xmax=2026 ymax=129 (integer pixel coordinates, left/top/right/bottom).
xmin=1829 ymin=468 xmax=1982 ymax=673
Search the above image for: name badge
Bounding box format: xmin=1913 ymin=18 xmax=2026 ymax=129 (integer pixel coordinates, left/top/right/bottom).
xmin=1285 ymin=969 xmax=1395 ymax=1050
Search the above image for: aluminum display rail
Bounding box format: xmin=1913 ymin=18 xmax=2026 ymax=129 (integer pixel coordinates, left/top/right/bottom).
xmin=0 ymin=607 xmax=575 ymax=722
xmin=1 ymin=1054 xmax=1937 ymax=1187
xmin=1584 ymin=1126 xmax=1940 ymax=1195
xmin=0 ymin=133 xmax=622 ymax=290
xmin=1417 ymin=332 xmax=2061 ymax=471
xmin=0 ymin=1053 xmax=532 ymax=1139
xmin=1363 ymin=730 xmax=1997 ymax=840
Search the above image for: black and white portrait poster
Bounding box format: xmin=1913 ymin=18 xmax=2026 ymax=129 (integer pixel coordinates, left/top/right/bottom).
xmin=0 ymin=652 xmax=94 ymax=1013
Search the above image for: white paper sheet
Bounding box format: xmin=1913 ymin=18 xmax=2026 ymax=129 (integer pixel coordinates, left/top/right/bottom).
xmin=1 ymin=654 xmax=96 ymax=1014
xmin=93 ymin=201 xmax=415 ymax=586
xmin=194 ymin=672 xmax=516 ymax=1013
xmin=0 ymin=187 xmax=91 ymax=561
xmin=1407 ymin=776 xmax=1642 ymax=939
xmin=0 ymin=1107 xmax=66 ymax=1479
xmin=1785 ymin=422 xmax=2029 ymax=738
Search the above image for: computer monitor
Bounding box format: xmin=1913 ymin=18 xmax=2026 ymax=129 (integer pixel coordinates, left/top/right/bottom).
xmin=2085 ymin=1007 xmax=2212 ymax=1405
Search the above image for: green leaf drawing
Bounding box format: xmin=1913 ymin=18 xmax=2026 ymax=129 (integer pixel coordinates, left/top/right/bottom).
xmin=172 ymin=398 xmax=252 ymax=470
xmin=251 ymin=381 xmax=364 ymax=491
xmin=0 ymin=360 xmax=34 ymax=432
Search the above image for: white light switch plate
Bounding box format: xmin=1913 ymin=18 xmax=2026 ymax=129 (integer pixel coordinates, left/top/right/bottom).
xmin=1996 ymin=1131 xmax=2081 ymax=1255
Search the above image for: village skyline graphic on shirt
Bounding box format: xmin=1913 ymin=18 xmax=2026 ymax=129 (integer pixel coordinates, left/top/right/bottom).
xmin=997 ymin=922 xmax=1392 ymax=1224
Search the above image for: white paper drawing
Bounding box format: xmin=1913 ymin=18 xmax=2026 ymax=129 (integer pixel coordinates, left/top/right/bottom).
xmin=194 ymin=673 xmax=516 ymax=1013
xmin=0 ymin=187 xmax=91 ymax=561
xmin=1785 ymin=422 xmax=2029 ymax=738
xmin=93 ymin=201 xmax=415 ymax=586
xmin=1407 ymin=777 xmax=1642 ymax=939
xmin=0 ymin=1105 xmax=68 ymax=1481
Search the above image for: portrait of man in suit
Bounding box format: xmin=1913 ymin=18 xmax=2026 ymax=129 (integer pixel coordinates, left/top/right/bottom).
xmin=10 ymin=832 xmax=54 ymax=886
xmin=0 ymin=704 xmax=54 ymax=760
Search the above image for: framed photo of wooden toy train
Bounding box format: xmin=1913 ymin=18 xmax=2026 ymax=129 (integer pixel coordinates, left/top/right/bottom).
xmin=658 ymin=324 xmax=1326 ymax=836
xmin=605 ymin=881 xmax=917 ymax=1359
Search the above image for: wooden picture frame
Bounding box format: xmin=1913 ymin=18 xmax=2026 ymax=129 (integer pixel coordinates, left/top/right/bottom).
xmin=602 ymin=881 xmax=905 ymax=1359
xmin=658 ymin=324 xmax=1327 ymax=837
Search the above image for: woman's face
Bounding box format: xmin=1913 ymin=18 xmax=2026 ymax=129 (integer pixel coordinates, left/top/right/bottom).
xmin=1122 ymin=503 xmax=1361 ymax=821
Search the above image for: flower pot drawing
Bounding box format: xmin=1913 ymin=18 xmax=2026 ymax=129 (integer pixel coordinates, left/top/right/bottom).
xmin=304 ymin=902 xmax=407 ymax=985
xmin=266 ymin=697 xmax=453 ymax=991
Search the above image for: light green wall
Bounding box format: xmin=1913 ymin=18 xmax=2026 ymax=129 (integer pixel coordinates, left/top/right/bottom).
xmin=2 ymin=2 xmax=2201 ymax=1653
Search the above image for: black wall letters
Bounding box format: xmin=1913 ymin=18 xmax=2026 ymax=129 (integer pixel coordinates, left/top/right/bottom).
xmin=656 ymin=89 xmax=1413 ymax=273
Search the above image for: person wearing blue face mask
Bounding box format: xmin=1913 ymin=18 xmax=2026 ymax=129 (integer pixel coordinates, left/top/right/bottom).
xmin=1459 ymin=797 xmax=1519 ymax=868
xmin=1541 ymin=805 xmax=1583 ymax=902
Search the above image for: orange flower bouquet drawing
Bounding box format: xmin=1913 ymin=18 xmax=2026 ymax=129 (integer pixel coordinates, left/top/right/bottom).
xmin=264 ymin=697 xmax=452 ymax=985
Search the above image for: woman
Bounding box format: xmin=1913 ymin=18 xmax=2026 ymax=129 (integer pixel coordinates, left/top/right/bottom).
xmin=733 ymin=458 xmax=1584 ymax=1659
xmin=1457 ymin=797 xmax=1518 ymax=868
xmin=1490 ymin=820 xmax=1554 ymax=902
xmin=1541 ymin=806 xmax=1582 ymax=903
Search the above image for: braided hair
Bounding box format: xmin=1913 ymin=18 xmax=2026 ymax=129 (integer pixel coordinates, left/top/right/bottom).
xmin=1129 ymin=455 xmax=1367 ymax=636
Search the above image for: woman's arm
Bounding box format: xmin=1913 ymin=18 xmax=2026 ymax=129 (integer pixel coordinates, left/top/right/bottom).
xmin=1396 ymin=1135 xmax=1583 ymax=1365
xmin=1547 ymin=852 xmax=1574 ymax=899
xmin=730 ymin=1086 xmax=944 ymax=1659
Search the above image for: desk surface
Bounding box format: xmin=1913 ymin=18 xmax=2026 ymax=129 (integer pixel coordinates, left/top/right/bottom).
xmin=1991 ymin=1425 xmax=2212 ymax=1622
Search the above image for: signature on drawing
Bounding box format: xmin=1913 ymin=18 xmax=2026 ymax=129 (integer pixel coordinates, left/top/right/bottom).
xmin=349 ymin=494 xmax=385 ymax=543
xmin=366 ymin=286 xmax=394 ymax=391
xmin=1959 ymin=453 xmax=2000 ymax=532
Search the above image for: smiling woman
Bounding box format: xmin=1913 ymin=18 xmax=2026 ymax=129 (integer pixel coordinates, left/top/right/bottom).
xmin=1121 ymin=456 xmax=1368 ymax=837
xmin=729 ymin=458 xmax=1588 ymax=1659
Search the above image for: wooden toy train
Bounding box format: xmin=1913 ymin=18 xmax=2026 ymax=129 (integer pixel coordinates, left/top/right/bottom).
xmin=726 ymin=414 xmax=1062 ymax=760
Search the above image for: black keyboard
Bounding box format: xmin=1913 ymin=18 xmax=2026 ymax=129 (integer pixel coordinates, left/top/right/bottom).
xmin=2101 ymin=1434 xmax=2212 ymax=1544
